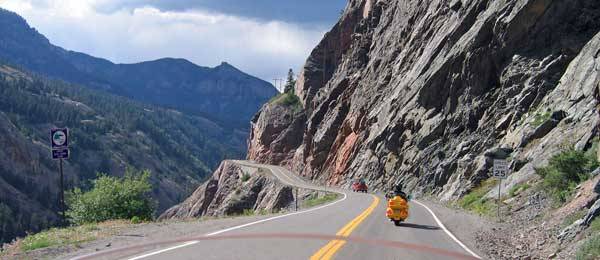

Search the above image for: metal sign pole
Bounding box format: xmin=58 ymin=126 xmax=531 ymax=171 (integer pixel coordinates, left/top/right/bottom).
xmin=59 ymin=158 xmax=65 ymax=225
xmin=295 ymin=188 xmax=298 ymax=211
xmin=497 ymin=178 xmax=501 ymax=221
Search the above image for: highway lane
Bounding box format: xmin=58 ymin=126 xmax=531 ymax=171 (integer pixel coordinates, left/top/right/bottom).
xmin=93 ymin=161 xmax=480 ymax=260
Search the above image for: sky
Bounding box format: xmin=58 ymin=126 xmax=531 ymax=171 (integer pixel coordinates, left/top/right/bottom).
xmin=0 ymin=0 xmax=347 ymax=87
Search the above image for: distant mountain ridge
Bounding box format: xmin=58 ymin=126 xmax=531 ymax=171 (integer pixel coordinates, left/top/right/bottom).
xmin=0 ymin=8 xmax=278 ymax=128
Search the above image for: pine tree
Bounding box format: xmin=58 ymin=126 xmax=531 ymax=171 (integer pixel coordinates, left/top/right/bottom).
xmin=284 ymin=69 xmax=296 ymax=94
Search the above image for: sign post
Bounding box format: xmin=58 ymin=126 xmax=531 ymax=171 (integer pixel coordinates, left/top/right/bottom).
xmin=493 ymin=159 xmax=508 ymax=220
xmin=295 ymin=187 xmax=298 ymax=211
xmin=51 ymin=128 xmax=69 ymax=225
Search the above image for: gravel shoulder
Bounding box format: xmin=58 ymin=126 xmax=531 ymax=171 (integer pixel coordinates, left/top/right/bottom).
xmin=417 ymin=199 xmax=493 ymax=259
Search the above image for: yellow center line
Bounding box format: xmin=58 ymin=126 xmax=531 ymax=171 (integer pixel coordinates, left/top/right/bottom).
xmin=310 ymin=195 xmax=380 ymax=260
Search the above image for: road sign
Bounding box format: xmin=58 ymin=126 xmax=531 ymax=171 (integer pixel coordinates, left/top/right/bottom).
xmin=493 ymin=159 xmax=508 ymax=179
xmin=51 ymin=128 xmax=69 ymax=149
xmin=52 ymin=148 xmax=70 ymax=160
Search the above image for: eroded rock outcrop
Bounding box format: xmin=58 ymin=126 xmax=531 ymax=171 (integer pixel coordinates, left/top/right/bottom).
xmin=248 ymin=0 xmax=600 ymax=201
xmin=159 ymin=161 xmax=295 ymax=219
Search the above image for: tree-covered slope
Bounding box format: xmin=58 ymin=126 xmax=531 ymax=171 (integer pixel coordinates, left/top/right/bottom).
xmin=0 ymin=64 xmax=245 ymax=244
xmin=0 ymin=8 xmax=277 ymax=128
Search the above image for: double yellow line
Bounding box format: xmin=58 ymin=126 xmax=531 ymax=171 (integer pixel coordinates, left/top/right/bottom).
xmin=310 ymin=195 xmax=380 ymax=260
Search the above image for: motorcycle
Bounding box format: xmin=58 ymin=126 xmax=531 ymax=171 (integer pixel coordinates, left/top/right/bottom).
xmin=386 ymin=194 xmax=410 ymax=226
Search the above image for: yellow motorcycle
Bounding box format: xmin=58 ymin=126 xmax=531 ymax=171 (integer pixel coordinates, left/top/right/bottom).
xmin=386 ymin=195 xmax=409 ymax=226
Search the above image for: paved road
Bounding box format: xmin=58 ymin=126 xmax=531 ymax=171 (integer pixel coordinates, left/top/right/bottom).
xmin=77 ymin=161 xmax=481 ymax=260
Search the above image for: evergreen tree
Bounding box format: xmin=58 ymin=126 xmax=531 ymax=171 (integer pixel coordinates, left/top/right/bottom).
xmin=284 ymin=69 xmax=296 ymax=94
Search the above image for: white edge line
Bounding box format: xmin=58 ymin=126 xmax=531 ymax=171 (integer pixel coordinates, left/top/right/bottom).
xmin=124 ymin=191 xmax=348 ymax=260
xmin=412 ymin=200 xmax=482 ymax=259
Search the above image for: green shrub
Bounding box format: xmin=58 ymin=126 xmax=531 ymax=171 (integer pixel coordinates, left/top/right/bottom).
xmin=508 ymin=183 xmax=531 ymax=197
xmin=66 ymin=169 xmax=155 ymax=225
xmin=241 ymin=173 xmax=251 ymax=182
xmin=576 ymin=234 xmax=600 ymax=260
xmin=531 ymin=110 xmax=552 ymax=127
xmin=536 ymin=148 xmax=599 ymax=203
xmin=130 ymin=216 xmax=142 ymax=224
xmin=269 ymin=92 xmax=302 ymax=113
xmin=458 ymin=179 xmax=498 ymax=216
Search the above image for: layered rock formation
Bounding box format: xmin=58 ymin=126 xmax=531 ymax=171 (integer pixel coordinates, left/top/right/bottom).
xmin=248 ymin=0 xmax=600 ymax=200
xmin=159 ymin=161 xmax=296 ymax=219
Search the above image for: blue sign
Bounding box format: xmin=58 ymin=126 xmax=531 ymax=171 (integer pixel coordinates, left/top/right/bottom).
xmin=51 ymin=128 xmax=69 ymax=149
xmin=52 ymin=148 xmax=69 ymax=160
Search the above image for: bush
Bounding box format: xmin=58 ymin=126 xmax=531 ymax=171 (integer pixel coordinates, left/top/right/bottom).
xmin=508 ymin=183 xmax=531 ymax=197
xmin=241 ymin=173 xmax=251 ymax=182
xmin=576 ymin=234 xmax=600 ymax=260
xmin=536 ymin=148 xmax=599 ymax=203
xmin=531 ymin=110 xmax=552 ymax=127
xmin=66 ymin=169 xmax=155 ymax=225
xmin=269 ymin=92 xmax=302 ymax=113
xmin=458 ymin=179 xmax=498 ymax=216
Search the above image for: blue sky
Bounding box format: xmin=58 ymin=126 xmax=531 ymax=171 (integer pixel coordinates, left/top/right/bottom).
xmin=0 ymin=0 xmax=347 ymax=86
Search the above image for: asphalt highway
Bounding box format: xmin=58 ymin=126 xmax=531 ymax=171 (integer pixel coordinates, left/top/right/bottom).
xmin=76 ymin=161 xmax=481 ymax=260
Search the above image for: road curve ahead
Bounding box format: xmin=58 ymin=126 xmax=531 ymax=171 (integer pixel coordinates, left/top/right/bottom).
xmin=80 ymin=161 xmax=481 ymax=260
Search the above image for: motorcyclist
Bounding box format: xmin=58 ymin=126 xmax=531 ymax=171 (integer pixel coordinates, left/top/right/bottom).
xmin=387 ymin=183 xmax=408 ymax=200
xmin=395 ymin=183 xmax=409 ymax=200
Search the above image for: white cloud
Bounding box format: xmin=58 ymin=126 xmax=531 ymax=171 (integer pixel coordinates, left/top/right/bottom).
xmin=0 ymin=0 xmax=328 ymax=82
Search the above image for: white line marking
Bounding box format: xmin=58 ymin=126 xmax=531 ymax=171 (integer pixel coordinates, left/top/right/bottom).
xmin=126 ymin=191 xmax=347 ymax=260
xmin=412 ymin=200 xmax=482 ymax=259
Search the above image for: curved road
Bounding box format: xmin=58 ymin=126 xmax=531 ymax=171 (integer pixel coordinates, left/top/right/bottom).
xmin=76 ymin=161 xmax=482 ymax=260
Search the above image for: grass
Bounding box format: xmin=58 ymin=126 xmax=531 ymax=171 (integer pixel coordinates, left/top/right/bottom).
xmin=7 ymin=220 xmax=131 ymax=253
xmin=561 ymin=209 xmax=587 ymax=228
xmin=241 ymin=173 xmax=251 ymax=182
xmin=508 ymin=183 xmax=531 ymax=197
xmin=269 ymin=92 xmax=302 ymax=113
xmin=589 ymin=217 xmax=600 ymax=233
xmin=458 ymin=179 xmax=498 ymax=216
xmin=304 ymin=193 xmax=340 ymax=208
xmin=576 ymin=234 xmax=600 ymax=260
xmin=531 ymin=110 xmax=552 ymax=127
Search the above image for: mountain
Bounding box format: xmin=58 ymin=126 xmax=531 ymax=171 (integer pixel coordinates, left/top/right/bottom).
xmin=0 ymin=8 xmax=277 ymax=128
xmin=244 ymin=0 xmax=600 ymax=258
xmin=0 ymin=63 xmax=249 ymax=244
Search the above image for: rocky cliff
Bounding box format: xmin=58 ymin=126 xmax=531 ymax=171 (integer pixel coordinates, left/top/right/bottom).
xmin=159 ymin=161 xmax=295 ymax=219
xmin=249 ymin=0 xmax=600 ymax=198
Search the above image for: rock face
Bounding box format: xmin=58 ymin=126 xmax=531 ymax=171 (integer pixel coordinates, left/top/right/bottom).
xmin=159 ymin=161 xmax=295 ymax=219
xmin=248 ymin=0 xmax=600 ymax=199
xmin=247 ymin=102 xmax=306 ymax=165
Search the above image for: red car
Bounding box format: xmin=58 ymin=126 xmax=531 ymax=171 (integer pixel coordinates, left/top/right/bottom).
xmin=352 ymin=179 xmax=368 ymax=193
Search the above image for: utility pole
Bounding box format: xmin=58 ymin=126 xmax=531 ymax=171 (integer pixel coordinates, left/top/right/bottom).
xmin=272 ymin=78 xmax=283 ymax=92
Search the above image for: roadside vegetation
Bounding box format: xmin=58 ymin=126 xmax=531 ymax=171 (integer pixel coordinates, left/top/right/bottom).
xmin=0 ymin=220 xmax=132 ymax=256
xmin=576 ymin=234 xmax=600 ymax=260
xmin=304 ymin=193 xmax=340 ymax=208
xmin=562 ymin=209 xmax=588 ymax=228
xmin=67 ymin=169 xmax=155 ymax=225
xmin=535 ymin=147 xmax=599 ymax=204
xmin=457 ymin=179 xmax=498 ymax=216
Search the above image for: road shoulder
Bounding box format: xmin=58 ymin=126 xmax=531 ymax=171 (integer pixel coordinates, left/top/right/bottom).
xmin=416 ymin=199 xmax=491 ymax=259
